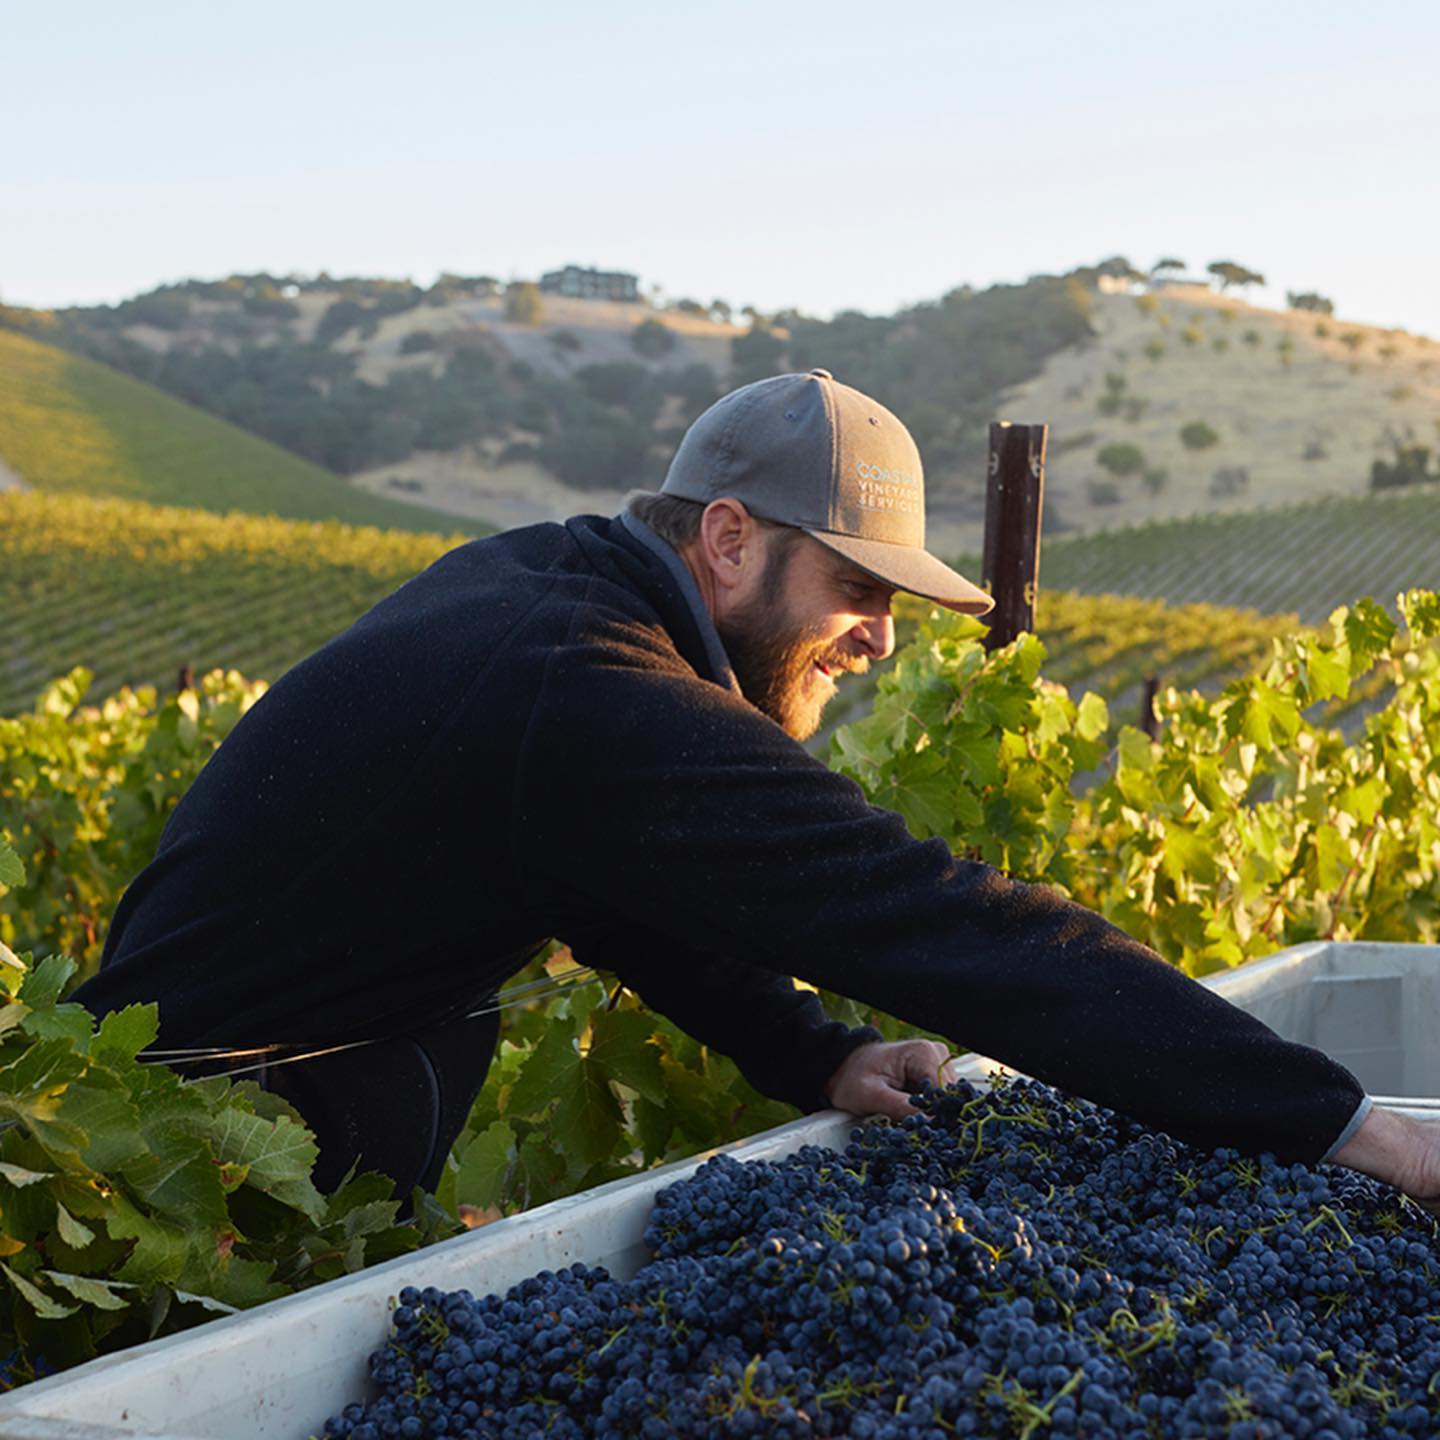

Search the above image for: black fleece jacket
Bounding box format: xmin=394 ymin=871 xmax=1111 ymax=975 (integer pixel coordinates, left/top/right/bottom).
xmin=75 ymin=513 xmax=1366 ymax=1157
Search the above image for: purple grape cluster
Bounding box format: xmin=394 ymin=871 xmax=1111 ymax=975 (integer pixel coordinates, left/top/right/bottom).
xmin=316 ymin=1078 xmax=1440 ymax=1438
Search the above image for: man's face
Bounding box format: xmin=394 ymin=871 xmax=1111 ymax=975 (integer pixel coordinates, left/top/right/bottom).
xmin=716 ymin=528 xmax=897 ymax=742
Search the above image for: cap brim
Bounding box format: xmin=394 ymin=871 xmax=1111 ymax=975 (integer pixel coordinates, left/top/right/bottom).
xmin=805 ymin=531 xmax=995 ymax=616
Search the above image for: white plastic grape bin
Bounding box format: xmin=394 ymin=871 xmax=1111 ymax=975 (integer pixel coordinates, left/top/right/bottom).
xmin=2 ymin=939 xmax=1437 ymax=1440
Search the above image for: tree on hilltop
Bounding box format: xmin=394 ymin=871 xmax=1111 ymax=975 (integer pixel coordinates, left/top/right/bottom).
xmin=505 ymin=283 xmax=544 ymax=326
xmin=1151 ymin=257 xmax=1186 ymax=277
xmin=731 ymin=324 xmax=786 ymax=387
xmin=1207 ymin=261 xmax=1266 ymax=293
xmin=1097 ymin=256 xmax=1147 ymax=283
xmin=1287 ymin=291 xmax=1335 ymax=315
xmin=630 ymin=318 xmax=676 ymax=359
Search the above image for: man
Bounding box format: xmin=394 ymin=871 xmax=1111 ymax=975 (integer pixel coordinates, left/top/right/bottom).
xmin=75 ymin=369 xmax=1438 ymax=1208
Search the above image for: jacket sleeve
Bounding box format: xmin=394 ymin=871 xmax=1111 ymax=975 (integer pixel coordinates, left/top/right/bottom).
xmin=565 ymin=925 xmax=882 ymax=1112
xmin=513 ymin=606 xmax=1367 ymax=1164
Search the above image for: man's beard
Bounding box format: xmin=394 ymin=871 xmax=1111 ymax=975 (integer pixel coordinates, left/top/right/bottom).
xmin=716 ymin=546 xmax=856 ymax=742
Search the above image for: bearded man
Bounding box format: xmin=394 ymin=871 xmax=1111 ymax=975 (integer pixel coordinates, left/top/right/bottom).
xmin=74 ymin=370 xmax=1438 ymax=1207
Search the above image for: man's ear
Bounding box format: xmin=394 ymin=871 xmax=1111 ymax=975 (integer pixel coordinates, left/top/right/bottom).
xmin=697 ymin=499 xmax=758 ymax=594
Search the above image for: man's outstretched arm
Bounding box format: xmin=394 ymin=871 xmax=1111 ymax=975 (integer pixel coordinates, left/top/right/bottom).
xmin=517 ymin=624 xmax=1365 ymax=1165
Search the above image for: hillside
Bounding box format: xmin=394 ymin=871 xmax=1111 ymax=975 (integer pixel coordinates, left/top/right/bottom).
xmin=8 ymin=266 xmax=1435 ymax=561
xmin=0 ymin=490 xmax=464 ymax=715
xmin=1002 ymin=285 xmax=1440 ymax=552
xmin=1 ymin=269 xmax=1096 ymax=554
xmin=0 ymin=328 xmax=493 ymax=533
xmin=329 ymin=293 xmax=741 ymax=387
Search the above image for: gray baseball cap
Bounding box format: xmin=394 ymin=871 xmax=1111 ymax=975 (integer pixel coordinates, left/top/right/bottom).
xmin=661 ymin=369 xmax=994 ymax=615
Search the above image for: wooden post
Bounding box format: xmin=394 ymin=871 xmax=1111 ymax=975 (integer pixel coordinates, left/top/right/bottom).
xmin=177 ymin=665 xmax=194 ymax=693
xmin=1140 ymin=674 xmax=1161 ymax=739
xmin=980 ymin=422 xmax=1047 ymax=651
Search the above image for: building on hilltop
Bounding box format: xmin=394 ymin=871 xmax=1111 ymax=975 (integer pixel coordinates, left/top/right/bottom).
xmin=539 ymin=266 xmax=640 ymax=302
xmin=1151 ymin=275 xmax=1214 ymax=294
xmin=1097 ymin=273 xmax=1141 ymax=295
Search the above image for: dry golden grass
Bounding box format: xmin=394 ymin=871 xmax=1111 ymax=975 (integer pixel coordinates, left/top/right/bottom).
xmin=995 ymin=288 xmax=1439 ymax=546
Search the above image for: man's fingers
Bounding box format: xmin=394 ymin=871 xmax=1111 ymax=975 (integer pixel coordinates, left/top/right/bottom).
xmin=892 ymin=1040 xmax=948 ymax=1086
xmin=864 ymin=1081 xmax=918 ymax=1122
xmin=904 ymin=1040 xmax=964 ymax=1089
xmin=824 ymin=1039 xmax=966 ymax=1121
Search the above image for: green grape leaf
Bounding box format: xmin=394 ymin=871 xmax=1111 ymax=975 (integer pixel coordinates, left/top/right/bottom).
xmin=1314 ymin=823 xmax=1352 ymax=892
xmin=92 ymin=1005 xmax=160 ymax=1063
xmin=454 ymin=1121 xmax=514 ymax=1211
xmin=587 ymin=1009 xmax=667 ymax=1106
xmin=1114 ymin=727 xmax=1159 ymax=808
xmin=1 ymin=1261 xmax=76 ymax=1319
xmin=507 ymin=1026 xmax=582 ymax=1118
xmin=322 ymin=1171 xmax=399 ymax=1222
xmin=0 ymin=1039 xmax=90 ymax=1155
xmin=633 ymin=1094 xmax=675 ymax=1164
xmin=0 ymin=839 xmax=24 ymax=889
xmin=200 ymin=1108 xmax=323 ymax=1221
xmin=1301 ymin=641 xmax=1351 ymax=703
xmin=946 ymin=725 xmax=1003 ymax=789
xmin=657 ymin=1055 xmax=726 ymax=1143
xmin=20 ymin=1001 xmax=95 ymax=1045
xmin=1343 ymin=600 xmax=1397 ymax=671
xmin=17 ymin=955 xmax=77 ymax=1010
xmin=977 ymin=683 xmax=1034 ymax=734
xmin=191 ymin=1255 xmax=286 ymax=1310
xmin=550 ymin=1057 xmax=623 ymax=1171
xmin=36 ymin=667 xmax=93 ymax=718
xmin=44 ymin=1270 xmax=131 ymax=1311
xmin=1161 ymin=823 xmax=1219 ymax=888
xmin=340 ymin=1200 xmax=404 ymax=1241
xmin=107 ymin=1196 xmax=191 ymax=1285
xmin=515 ymin=1130 xmax=567 ymax=1208
xmin=119 ymin=1131 xmax=230 ymax=1229
xmin=54 ymin=1202 xmax=95 ymax=1249
xmin=1402 ymin=589 xmax=1440 ymax=640
xmin=891 ymin=765 xmax=958 ymax=841
xmin=59 ymin=1070 xmax=147 ymax=1171
xmin=1188 ymin=755 xmax=1228 ymax=813
xmin=172 ymin=1289 xmax=240 ymax=1316
xmin=1075 ymin=691 xmax=1109 ymax=743
xmin=0 ymin=1161 xmax=53 ymax=1188
xmin=1117 ymin=726 xmax=1156 ymax=773
xmin=1230 ymin=683 xmax=1301 ymax=749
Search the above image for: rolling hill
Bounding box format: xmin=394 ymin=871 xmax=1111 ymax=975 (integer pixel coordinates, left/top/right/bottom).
xmin=0 ymin=327 xmax=493 ymax=534
xmin=1005 ymin=284 xmax=1440 ymax=551
xmin=11 ymin=267 xmax=1434 ymax=564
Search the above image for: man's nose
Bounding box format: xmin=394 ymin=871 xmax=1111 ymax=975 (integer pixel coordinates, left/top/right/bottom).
xmin=853 ymin=612 xmax=895 ymax=662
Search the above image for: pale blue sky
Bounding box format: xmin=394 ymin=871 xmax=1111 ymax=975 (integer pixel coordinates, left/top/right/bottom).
xmin=5 ymin=0 xmax=1439 ymax=336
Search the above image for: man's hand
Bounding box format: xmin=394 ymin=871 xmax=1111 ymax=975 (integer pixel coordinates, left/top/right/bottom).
xmin=1332 ymin=1106 xmax=1440 ymax=1214
xmin=823 ymin=1039 xmax=962 ymax=1122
